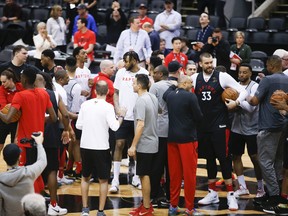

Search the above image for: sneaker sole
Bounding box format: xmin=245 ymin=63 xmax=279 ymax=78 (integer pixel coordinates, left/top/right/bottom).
xmin=263 ymin=209 xmax=276 ymax=214
xmin=198 ymin=200 xmax=220 ymax=205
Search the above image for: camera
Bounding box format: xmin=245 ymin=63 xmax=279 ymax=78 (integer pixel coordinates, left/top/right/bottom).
xmin=20 ymin=132 xmax=41 ymax=148
xmin=212 ymin=37 xmax=218 ymax=43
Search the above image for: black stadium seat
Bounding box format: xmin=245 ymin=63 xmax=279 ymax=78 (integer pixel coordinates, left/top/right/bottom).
xmin=183 ymin=15 xmax=200 ymax=30
xmin=246 ymin=17 xmax=266 ymax=32
xmin=271 ymin=32 xmax=288 ymax=45
xmin=250 ymin=50 xmax=268 ymax=63
xmin=227 ymin=17 xmax=246 ymax=32
xmin=266 ymin=18 xmax=285 ymax=32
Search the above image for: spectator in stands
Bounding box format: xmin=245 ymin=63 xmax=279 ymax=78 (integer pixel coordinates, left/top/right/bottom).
xmin=0 ymin=45 xmax=40 ymax=82
xmin=159 ymin=38 xmax=170 ymax=57
xmin=181 ymin=37 xmax=193 ymax=60
xmin=81 ymin=0 xmax=97 ymax=24
xmin=230 ymin=31 xmax=252 ymax=80
xmin=47 ymin=5 xmax=69 ymax=53
xmin=0 ymin=0 xmax=21 ymax=27
xmin=138 ymin=3 xmax=153 ymax=28
xmin=197 ymin=0 xmax=216 ymax=15
xmin=64 ymin=0 xmax=80 ymax=41
xmin=0 ymin=132 xmax=47 ymax=216
xmin=33 ymin=22 xmax=57 ymax=70
xmin=202 ymin=28 xmax=231 ymax=74
xmin=273 ymin=49 xmax=288 ymax=71
xmin=21 ymin=193 xmax=46 ymax=216
xmin=216 ymin=0 xmax=226 ymax=28
xmin=154 ymin=0 xmax=181 ymax=50
xmin=142 ymin=22 xmax=160 ymax=51
xmin=41 ymin=49 xmax=57 ymax=78
xmin=151 ymin=50 xmax=165 ymax=63
xmin=72 ymin=3 xmax=97 ymax=37
xmin=74 ymin=17 xmax=96 ymax=68
xmin=113 ymin=17 xmax=152 ymax=67
xmin=105 ymin=1 xmax=127 ymax=46
xmin=191 ymin=12 xmax=213 ymax=63
xmin=164 ymin=37 xmax=188 ymax=73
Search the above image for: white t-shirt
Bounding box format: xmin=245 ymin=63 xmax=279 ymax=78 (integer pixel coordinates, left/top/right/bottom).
xmin=113 ymin=67 xmax=149 ymax=121
xmin=76 ymin=98 xmax=120 ymax=150
xmin=75 ymin=66 xmax=91 ymax=105
xmin=53 ymin=81 xmax=67 ymax=106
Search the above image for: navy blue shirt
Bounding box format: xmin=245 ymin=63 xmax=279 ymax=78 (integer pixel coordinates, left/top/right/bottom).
xmin=163 ymin=85 xmax=203 ymax=143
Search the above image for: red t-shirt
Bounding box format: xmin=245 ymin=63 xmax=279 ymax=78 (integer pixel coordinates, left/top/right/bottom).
xmin=139 ymin=16 xmax=154 ymax=28
xmin=11 ymin=88 xmax=53 ymax=147
xmin=74 ymin=29 xmax=96 ymax=61
xmin=0 ymin=83 xmax=24 ymax=109
xmin=164 ymin=51 xmax=188 ymax=73
xmin=90 ymin=72 xmax=114 ymax=105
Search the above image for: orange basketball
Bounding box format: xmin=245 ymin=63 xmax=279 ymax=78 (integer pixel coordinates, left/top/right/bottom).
xmin=221 ymin=88 xmax=239 ymax=102
xmin=1 ymin=104 xmax=21 ymax=123
xmin=270 ymin=90 xmax=288 ymax=106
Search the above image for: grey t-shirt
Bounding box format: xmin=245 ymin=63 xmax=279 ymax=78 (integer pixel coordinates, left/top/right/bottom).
xmin=134 ymin=92 xmax=158 ymax=153
xmin=255 ymin=73 xmax=288 ymax=131
xmin=149 ymin=80 xmax=171 ymax=138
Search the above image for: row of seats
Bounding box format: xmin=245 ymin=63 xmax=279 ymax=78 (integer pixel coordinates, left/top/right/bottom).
xmin=184 ymin=16 xmax=287 ymax=33
xmin=0 ymin=0 xmax=167 ymax=12
xmin=183 ymin=29 xmax=288 ymax=45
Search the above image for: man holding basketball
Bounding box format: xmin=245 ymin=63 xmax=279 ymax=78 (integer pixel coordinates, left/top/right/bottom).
xmin=248 ymin=55 xmax=288 ymax=210
xmin=0 ymin=67 xmax=57 ymax=194
xmin=0 ymin=69 xmax=24 ymax=153
xmin=191 ymin=52 xmax=247 ymax=211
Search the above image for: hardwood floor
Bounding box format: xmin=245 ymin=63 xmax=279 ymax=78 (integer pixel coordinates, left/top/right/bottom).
xmin=0 ymin=137 xmax=268 ymax=215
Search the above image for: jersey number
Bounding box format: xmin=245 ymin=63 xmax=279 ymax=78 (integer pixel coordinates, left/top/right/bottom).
xmin=201 ymin=91 xmax=211 ymax=101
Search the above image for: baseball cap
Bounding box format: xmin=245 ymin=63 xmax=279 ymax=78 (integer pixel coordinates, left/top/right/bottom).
xmin=168 ymin=61 xmax=182 ymax=73
xmin=139 ymin=3 xmax=147 ymax=9
xmin=273 ymin=49 xmax=288 ymax=58
xmin=77 ymin=4 xmax=87 ymax=9
xmin=3 ymin=143 xmax=21 ymax=166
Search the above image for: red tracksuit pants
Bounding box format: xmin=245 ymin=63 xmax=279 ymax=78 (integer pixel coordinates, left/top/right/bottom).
xmin=168 ymin=142 xmax=198 ymax=210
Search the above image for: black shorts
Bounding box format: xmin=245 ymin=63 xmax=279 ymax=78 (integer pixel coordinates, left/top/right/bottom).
xmin=44 ymin=147 xmax=59 ymax=171
xmin=0 ymin=120 xmax=17 ymax=144
xmin=283 ymin=128 xmax=288 ymax=169
xmin=136 ymin=152 xmax=156 ymax=176
xmin=229 ymin=132 xmax=257 ymax=156
xmin=71 ymin=119 xmax=82 ymax=140
xmin=198 ymin=128 xmax=230 ymax=160
xmin=81 ymin=148 xmax=111 ymax=180
xmin=115 ymin=120 xmax=134 ymax=140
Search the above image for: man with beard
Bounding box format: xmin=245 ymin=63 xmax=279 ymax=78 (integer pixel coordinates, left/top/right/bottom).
xmin=191 ymin=52 xmax=247 ymax=211
xmin=230 ymin=63 xmax=265 ymax=198
xmin=109 ymin=51 xmax=149 ymax=193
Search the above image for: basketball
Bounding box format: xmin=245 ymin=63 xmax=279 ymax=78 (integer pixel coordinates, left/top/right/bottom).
xmin=221 ymin=88 xmax=239 ymax=102
xmin=1 ymin=104 xmax=21 ymax=123
xmin=270 ymin=90 xmax=288 ymax=106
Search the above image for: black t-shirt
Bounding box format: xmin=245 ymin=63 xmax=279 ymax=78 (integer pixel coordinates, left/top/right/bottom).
xmin=0 ymin=62 xmax=40 ymax=82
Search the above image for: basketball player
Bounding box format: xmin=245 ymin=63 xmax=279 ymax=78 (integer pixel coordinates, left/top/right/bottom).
xmin=191 ymin=52 xmax=247 ymax=211
xmin=230 ymin=63 xmax=265 ymax=198
xmin=109 ymin=51 xmax=149 ymax=193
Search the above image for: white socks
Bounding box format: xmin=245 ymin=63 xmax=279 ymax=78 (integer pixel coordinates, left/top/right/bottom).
xmin=113 ymin=161 xmax=121 ymax=183
xmin=237 ymin=175 xmax=247 ymax=188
